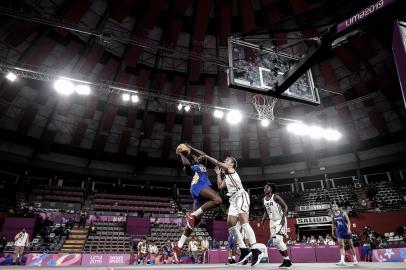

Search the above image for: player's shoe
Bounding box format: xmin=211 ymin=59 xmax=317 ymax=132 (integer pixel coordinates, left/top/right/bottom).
xmin=336 ymin=261 xmax=346 ymax=266
xmin=235 ymin=248 xmax=252 ymax=265
xmin=278 ymin=259 xmax=292 ymax=269
xmin=250 ymin=248 xmax=263 ymax=267
xmin=353 ymin=260 xmax=358 ymax=265
xmin=227 ymin=258 xmax=237 ymax=265
xmin=186 ymin=213 xmax=196 ymax=229
xmin=173 ymin=245 xmax=181 ymax=262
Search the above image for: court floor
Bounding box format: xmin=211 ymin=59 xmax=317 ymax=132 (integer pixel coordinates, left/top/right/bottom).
xmin=4 ymin=263 xmax=406 ymax=270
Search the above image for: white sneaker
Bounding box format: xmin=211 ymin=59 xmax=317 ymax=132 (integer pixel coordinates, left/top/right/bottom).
xmin=336 ymin=261 xmax=346 ymax=266
xmin=353 ymin=261 xmax=358 ymax=265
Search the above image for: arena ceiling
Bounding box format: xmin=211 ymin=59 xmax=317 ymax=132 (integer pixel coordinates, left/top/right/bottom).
xmin=0 ymin=0 xmax=405 ymax=180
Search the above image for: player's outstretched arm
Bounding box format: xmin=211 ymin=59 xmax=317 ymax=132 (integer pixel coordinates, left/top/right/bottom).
xmin=201 ymin=154 xmax=233 ymax=173
xmin=186 ymin=144 xmax=206 ymax=157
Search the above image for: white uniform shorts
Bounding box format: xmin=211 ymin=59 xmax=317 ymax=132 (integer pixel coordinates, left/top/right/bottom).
xmin=270 ymin=218 xmax=288 ymax=237
xmin=228 ymin=190 xmax=250 ymax=217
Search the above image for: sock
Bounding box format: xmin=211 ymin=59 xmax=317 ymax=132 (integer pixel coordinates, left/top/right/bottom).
xmin=283 ymin=256 xmax=289 ymax=260
xmin=353 ymin=255 xmax=358 ymax=262
xmin=229 ymin=226 xmax=246 ymax=248
xmin=241 ymin=223 xmax=257 ymax=248
xmin=232 ymin=256 xmax=236 ymax=260
xmin=178 ymin=234 xmax=187 ymax=248
xmin=191 ymin=207 xmax=203 ymax=217
xmin=228 ymin=256 xmax=231 ymax=260
xmin=340 ymin=255 xmax=345 ymax=262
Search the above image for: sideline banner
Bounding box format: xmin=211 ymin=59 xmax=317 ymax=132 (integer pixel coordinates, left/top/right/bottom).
xmin=81 ymin=254 xmax=131 ymax=266
xmin=26 ymin=253 xmax=82 ymax=267
xmin=296 ymin=216 xmax=332 ymax=225
xmin=373 ymin=248 xmax=406 ymax=262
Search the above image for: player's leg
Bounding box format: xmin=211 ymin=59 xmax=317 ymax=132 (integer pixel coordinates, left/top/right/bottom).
xmin=336 ymin=238 xmax=346 ymax=265
xmin=273 ymin=219 xmax=292 ymax=269
xmin=175 ymin=203 xmax=202 ymax=260
xmin=197 ymin=187 xmax=222 ymax=212
xmin=347 ymin=238 xmax=358 ymax=264
xmin=187 ymin=187 xmax=222 ymax=228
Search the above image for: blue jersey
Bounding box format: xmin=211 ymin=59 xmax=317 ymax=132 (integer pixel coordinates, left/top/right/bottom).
xmin=333 ymin=211 xmax=352 ymax=239
xmin=188 ymin=164 xmax=212 ymax=205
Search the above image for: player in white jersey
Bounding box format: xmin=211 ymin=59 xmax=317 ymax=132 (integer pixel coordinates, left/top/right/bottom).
xmin=261 ymin=183 xmax=292 ymax=269
xmin=200 ymin=154 xmax=263 ymax=267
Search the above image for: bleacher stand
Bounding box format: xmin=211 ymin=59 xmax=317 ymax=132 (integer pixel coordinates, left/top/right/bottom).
xmin=83 ymin=221 xmax=132 ymax=252
xmin=91 ymin=194 xmax=176 ymax=214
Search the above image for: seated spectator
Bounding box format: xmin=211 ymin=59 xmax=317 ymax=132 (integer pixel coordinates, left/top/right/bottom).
xmin=200 ymin=237 xmax=209 ymax=264
xmin=0 ymin=236 xmax=7 ymax=253
xmin=309 ymin=235 xmax=316 ymax=245
xmin=189 ymin=237 xmax=199 ymax=263
xmin=162 ymin=239 xmax=176 ymax=264
xmin=146 ymin=241 xmax=159 ymax=265
xmin=211 ymin=239 xmax=219 ymax=249
xmin=360 ymin=199 xmax=367 ymax=207
xmin=137 ymin=239 xmax=148 ymax=264
xmin=317 ymin=236 xmax=325 ymax=245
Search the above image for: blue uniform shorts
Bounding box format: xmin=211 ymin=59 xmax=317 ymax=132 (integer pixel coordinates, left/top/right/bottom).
xmin=336 ymin=228 xmax=352 ymax=239
xmin=190 ymin=180 xmax=211 ymax=205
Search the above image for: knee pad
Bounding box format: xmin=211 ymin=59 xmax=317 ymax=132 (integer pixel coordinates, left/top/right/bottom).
xmin=273 ymin=235 xmax=287 ymax=251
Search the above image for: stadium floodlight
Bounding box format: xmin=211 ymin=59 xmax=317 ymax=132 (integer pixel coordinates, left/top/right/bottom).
xmin=131 ymin=95 xmax=139 ymax=103
xmin=177 ymin=103 xmax=183 ymax=111
xmin=184 ymin=104 xmax=191 ymax=112
xmin=54 ymin=79 xmax=74 ymax=95
xmin=261 ymin=119 xmax=270 ymax=127
xmin=287 ymin=123 xmax=308 ymax=135
xmin=122 ymin=93 xmax=130 ymax=102
xmin=323 ymin=129 xmax=342 ymax=141
xmin=287 ymin=123 xmax=341 ymax=141
xmin=6 ymin=72 xmax=17 ymax=82
xmin=226 ymin=110 xmax=242 ymax=125
xmin=213 ymin=110 xmax=224 ymax=119
xmin=308 ymin=126 xmax=324 ymax=139
xmin=75 ymin=84 xmax=91 ymax=95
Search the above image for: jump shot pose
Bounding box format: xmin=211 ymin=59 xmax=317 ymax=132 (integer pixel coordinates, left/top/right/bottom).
xmin=261 ymin=183 xmax=292 ymax=269
xmin=173 ymin=144 xmax=222 ymax=260
xmin=200 ymin=153 xmax=263 ymax=267
xmin=331 ymin=203 xmax=358 ymax=266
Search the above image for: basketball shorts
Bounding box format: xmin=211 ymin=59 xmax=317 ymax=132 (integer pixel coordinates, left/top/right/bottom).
xmin=190 ymin=180 xmax=212 ymax=205
xmin=336 ymin=230 xmax=352 ymax=239
xmin=228 ymin=190 xmax=250 ymax=217
xmin=270 ymin=218 xmax=287 ymax=238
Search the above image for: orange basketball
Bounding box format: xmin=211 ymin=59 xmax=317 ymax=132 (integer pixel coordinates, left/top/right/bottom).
xmin=176 ymin=143 xmax=191 ymax=155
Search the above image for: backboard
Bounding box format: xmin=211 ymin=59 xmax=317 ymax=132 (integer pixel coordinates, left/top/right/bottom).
xmin=228 ymin=37 xmax=320 ymax=105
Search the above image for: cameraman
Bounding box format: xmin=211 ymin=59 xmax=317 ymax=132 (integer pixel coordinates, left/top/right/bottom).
xmin=360 ymin=226 xmax=376 ymax=262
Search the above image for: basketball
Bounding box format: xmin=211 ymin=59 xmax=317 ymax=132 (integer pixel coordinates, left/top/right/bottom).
xmin=176 ymin=143 xmax=191 ymax=155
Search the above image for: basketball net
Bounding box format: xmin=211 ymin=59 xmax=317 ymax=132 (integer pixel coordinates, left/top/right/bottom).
xmin=252 ymin=94 xmax=278 ymax=121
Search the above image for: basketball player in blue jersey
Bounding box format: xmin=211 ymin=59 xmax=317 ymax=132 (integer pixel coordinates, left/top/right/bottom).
xmin=331 ymin=203 xmax=358 ymax=266
xmin=173 ymin=149 xmax=222 ymax=261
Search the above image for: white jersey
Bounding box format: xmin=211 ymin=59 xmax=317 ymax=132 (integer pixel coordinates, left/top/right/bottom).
xmin=14 ymin=232 xmax=28 ymax=247
xmin=224 ymin=171 xmax=244 ymax=196
xmin=264 ymin=194 xmax=283 ymax=221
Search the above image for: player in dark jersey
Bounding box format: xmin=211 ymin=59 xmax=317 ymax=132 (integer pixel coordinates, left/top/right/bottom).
xmin=173 ymin=149 xmax=222 ymax=261
xmin=331 ymin=203 xmax=358 ymax=266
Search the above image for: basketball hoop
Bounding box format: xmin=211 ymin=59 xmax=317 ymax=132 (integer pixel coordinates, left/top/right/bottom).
xmin=252 ymin=94 xmax=278 ymax=121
